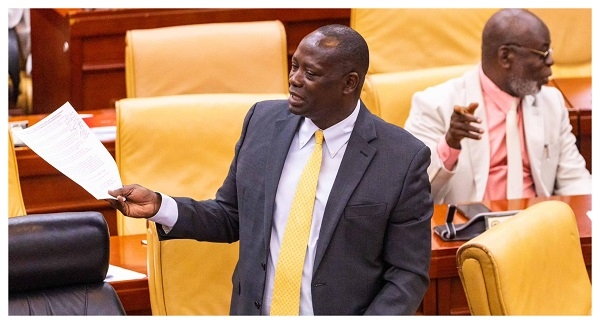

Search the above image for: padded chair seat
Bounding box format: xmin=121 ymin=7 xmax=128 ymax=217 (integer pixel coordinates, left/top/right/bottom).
xmin=10 ymin=283 xmax=125 ymax=316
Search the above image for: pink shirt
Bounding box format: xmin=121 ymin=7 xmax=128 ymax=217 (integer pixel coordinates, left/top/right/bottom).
xmin=437 ymin=66 xmax=536 ymax=200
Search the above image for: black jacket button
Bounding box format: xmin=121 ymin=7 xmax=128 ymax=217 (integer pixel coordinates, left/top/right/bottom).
xmin=254 ymin=301 xmax=261 ymax=309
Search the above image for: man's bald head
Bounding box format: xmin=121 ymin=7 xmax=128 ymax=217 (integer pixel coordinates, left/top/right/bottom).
xmin=481 ymin=9 xmax=549 ymax=63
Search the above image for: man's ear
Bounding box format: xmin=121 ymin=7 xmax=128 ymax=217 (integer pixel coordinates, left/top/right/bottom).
xmin=344 ymin=72 xmax=360 ymax=94
xmin=498 ymin=45 xmax=513 ymax=69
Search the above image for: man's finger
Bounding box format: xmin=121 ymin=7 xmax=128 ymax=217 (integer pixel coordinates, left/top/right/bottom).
xmin=453 ymin=103 xmax=479 ymax=115
xmin=466 ymin=102 xmax=479 ymax=114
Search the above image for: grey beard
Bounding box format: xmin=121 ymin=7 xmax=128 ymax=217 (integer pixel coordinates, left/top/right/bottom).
xmin=508 ymin=76 xmax=540 ymax=97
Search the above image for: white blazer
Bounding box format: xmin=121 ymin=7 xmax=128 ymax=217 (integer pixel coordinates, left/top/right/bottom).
xmin=404 ymin=69 xmax=591 ymax=204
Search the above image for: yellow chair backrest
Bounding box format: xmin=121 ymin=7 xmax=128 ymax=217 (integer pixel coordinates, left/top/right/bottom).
xmin=528 ymin=8 xmax=591 ymax=78
xmin=8 ymin=131 xmax=26 ymax=217
xmin=456 ymin=200 xmax=591 ymax=315
xmin=351 ymin=8 xmax=497 ymax=74
xmin=125 ymin=20 xmax=289 ymax=98
xmin=361 ymin=64 xmax=474 ymax=127
xmin=115 ymin=93 xmax=287 ymax=315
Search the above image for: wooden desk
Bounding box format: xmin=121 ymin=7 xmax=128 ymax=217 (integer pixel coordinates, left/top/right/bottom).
xmin=423 ymin=194 xmax=591 ymax=315
xmin=551 ymin=77 xmax=591 ymax=109
xmin=9 ymin=109 xmax=118 ymax=235
xmin=106 ymin=195 xmax=590 ymax=316
xmin=549 ymin=77 xmax=592 ymax=173
xmin=109 ymin=234 xmax=151 ymax=315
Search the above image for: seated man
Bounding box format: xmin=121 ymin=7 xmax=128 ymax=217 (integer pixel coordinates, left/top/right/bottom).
xmin=404 ymin=8 xmax=591 ymax=204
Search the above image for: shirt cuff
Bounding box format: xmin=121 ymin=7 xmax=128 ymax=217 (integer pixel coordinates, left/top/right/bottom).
xmin=147 ymin=192 xmax=178 ymax=233
xmin=438 ymin=137 xmax=461 ymax=171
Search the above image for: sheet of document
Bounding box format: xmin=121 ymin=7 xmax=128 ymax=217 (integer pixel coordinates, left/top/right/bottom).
xmin=16 ymin=102 xmax=122 ymax=200
xmin=105 ymin=264 xmax=147 ymax=282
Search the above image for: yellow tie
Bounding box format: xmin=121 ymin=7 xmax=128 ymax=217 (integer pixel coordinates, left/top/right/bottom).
xmin=270 ymin=130 xmax=324 ymax=315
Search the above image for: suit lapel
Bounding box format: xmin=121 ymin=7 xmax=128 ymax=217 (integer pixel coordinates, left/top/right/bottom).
xmin=263 ymin=112 xmax=302 ymax=250
xmin=522 ymin=95 xmax=549 ymax=196
xmin=313 ymin=105 xmax=377 ymax=270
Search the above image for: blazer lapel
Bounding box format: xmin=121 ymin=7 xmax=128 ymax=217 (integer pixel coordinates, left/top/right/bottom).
xmin=522 ymin=95 xmax=549 ymax=196
xmin=263 ymin=113 xmax=302 ymax=250
xmin=313 ymin=105 xmax=377 ymax=270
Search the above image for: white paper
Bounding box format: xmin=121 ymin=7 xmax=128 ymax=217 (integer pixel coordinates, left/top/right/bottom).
xmin=105 ymin=264 xmax=147 ymax=282
xmin=91 ymin=126 xmax=117 ymax=142
xmin=16 ymin=102 xmax=122 ymax=199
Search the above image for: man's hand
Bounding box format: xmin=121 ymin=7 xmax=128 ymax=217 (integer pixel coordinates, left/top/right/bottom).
xmin=106 ymin=184 xmax=162 ymax=219
xmin=445 ymin=102 xmax=484 ymax=149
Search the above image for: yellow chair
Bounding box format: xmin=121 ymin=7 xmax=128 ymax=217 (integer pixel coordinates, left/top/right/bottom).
xmin=361 ymin=64 xmax=474 ymax=127
xmin=456 ymin=201 xmax=591 ymax=315
xmin=115 ymin=93 xmax=287 ymax=315
xmin=125 ymin=20 xmax=289 ymax=98
xmin=8 ymin=131 xmax=26 ymax=217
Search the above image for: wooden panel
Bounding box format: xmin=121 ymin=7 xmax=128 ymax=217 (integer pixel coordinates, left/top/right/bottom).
xmin=109 ymin=234 xmax=151 ymax=315
xmin=29 ymin=9 xmax=71 ymax=112
xmin=82 ymin=69 xmax=126 ymax=109
xmin=110 ymin=279 xmax=151 ymax=315
xmin=549 ymin=78 xmax=592 ymax=173
xmin=81 ymin=34 xmax=125 ymax=65
xmin=420 ymin=280 xmax=437 ymax=315
xmin=579 ymin=109 xmax=592 ymax=173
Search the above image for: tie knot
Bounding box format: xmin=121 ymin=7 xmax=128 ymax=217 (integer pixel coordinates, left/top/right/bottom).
xmin=314 ymin=130 xmax=324 ymax=145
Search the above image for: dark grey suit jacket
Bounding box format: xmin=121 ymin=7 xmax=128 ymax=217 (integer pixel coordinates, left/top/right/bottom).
xmin=159 ymin=99 xmax=433 ymax=315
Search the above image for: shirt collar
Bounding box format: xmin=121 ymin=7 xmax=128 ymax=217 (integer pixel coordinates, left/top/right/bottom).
xmin=299 ymin=100 xmax=360 ymax=157
xmin=479 ymin=65 xmax=520 ymax=113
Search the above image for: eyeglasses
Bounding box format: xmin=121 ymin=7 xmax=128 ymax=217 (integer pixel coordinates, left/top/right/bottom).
xmin=506 ymin=43 xmax=553 ymax=61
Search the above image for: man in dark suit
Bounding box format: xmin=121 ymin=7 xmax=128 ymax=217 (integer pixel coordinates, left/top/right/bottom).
xmin=108 ymin=24 xmax=433 ymax=315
